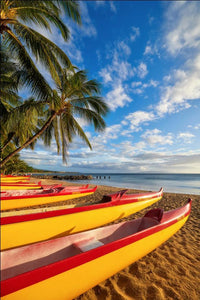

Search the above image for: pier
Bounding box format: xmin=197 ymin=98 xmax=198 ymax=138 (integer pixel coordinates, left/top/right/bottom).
xmin=96 ymin=176 xmax=111 ymax=180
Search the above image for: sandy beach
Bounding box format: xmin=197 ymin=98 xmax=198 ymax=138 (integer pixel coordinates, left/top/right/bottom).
xmin=3 ymin=178 xmax=200 ymax=299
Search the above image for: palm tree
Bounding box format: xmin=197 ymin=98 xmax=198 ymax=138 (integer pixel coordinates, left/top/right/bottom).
xmin=0 ymin=0 xmax=81 ymax=100
xmin=1 ymin=143 xmax=35 ymax=174
xmin=0 ymin=69 xmax=109 ymax=167
xmin=0 ymin=44 xmax=46 ymax=153
xmin=0 ymin=0 xmax=83 ymax=165
xmin=0 ymin=44 xmax=21 ymax=116
xmin=0 ymin=43 xmax=22 ymax=152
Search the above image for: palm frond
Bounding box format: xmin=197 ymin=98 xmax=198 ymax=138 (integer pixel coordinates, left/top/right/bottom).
xmin=16 ymin=6 xmax=70 ymax=41
xmin=42 ymin=117 xmax=54 ymax=147
xmin=0 ymin=91 xmax=21 ymax=108
xmin=5 ymin=32 xmax=52 ymax=100
xmin=71 ymin=96 xmax=109 ymax=115
xmin=12 ymin=22 xmax=72 ymax=69
xmin=4 ymin=98 xmax=47 ymax=145
xmin=71 ymin=106 xmax=106 ymax=132
xmin=53 ymin=0 xmax=81 ymax=25
xmin=63 ymin=114 xmax=92 ymax=150
xmin=49 ymin=90 xmax=62 ymax=112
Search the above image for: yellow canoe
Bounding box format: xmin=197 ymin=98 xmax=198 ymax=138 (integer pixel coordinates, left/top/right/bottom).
xmin=0 ymin=199 xmax=191 ymax=300
xmin=0 ymin=182 xmax=42 ymax=190
xmin=1 ymin=185 xmax=97 ymax=210
xmin=0 ymin=175 xmax=30 ymax=183
xmin=0 ymin=188 xmax=163 ymax=250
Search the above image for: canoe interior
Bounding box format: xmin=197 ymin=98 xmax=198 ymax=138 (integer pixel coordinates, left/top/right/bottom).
xmin=1 ymin=213 xmax=161 ymax=281
xmin=1 ymin=185 xmax=96 ymax=199
xmin=1 ymin=188 xmax=58 ymax=197
xmin=1 ymin=186 xmax=76 ymax=197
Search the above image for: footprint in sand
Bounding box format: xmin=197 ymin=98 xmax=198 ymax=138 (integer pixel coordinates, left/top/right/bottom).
xmin=146 ymin=285 xmax=166 ymax=300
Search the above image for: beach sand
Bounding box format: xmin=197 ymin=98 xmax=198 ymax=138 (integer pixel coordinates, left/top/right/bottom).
xmin=4 ymin=178 xmax=200 ymax=299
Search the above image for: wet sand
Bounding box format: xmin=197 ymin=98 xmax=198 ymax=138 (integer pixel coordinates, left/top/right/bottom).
xmin=4 ymin=178 xmax=200 ymax=299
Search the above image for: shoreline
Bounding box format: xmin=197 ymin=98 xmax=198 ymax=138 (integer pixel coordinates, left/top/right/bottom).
xmin=5 ymin=178 xmax=200 ymax=299
xmin=31 ymin=173 xmax=200 ymax=195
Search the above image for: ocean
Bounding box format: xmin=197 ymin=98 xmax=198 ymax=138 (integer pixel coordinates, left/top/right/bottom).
xmin=72 ymin=173 xmax=200 ymax=195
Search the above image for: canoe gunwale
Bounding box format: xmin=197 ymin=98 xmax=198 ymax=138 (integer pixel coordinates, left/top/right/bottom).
xmin=105 ymin=188 xmax=163 ymax=201
xmin=1 ymin=199 xmax=191 ymax=297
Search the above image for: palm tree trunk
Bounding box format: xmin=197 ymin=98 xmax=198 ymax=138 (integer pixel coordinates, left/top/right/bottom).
xmin=0 ymin=112 xmax=57 ymax=167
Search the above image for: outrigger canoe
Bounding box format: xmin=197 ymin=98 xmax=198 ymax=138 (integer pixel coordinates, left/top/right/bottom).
xmin=1 ymin=184 xmax=89 ymax=196
xmin=0 ymin=188 xmax=163 ymax=250
xmin=0 ymin=184 xmax=62 ymax=196
xmin=0 ymin=175 xmax=30 ymax=183
xmin=0 ymin=199 xmax=191 ymax=300
xmin=1 ymin=185 xmax=98 ymax=210
xmin=0 ymin=182 xmax=42 ymax=190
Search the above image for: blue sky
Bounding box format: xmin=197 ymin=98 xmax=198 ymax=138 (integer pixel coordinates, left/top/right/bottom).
xmin=20 ymin=1 xmax=200 ymax=173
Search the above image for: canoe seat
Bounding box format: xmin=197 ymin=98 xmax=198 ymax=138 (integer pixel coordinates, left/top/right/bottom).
xmin=73 ymin=238 xmax=104 ymax=252
xmin=138 ymin=208 xmax=164 ymax=231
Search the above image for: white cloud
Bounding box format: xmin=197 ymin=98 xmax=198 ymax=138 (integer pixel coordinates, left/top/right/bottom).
xmin=112 ymin=40 xmax=132 ymax=59
xmin=21 ymin=148 xmax=66 ymax=169
xmin=157 ymin=56 xmax=200 ymax=116
xmin=142 ymin=129 xmax=173 ymax=146
xmin=113 ymin=59 xmax=134 ymax=81
xmin=165 ymin=2 xmax=200 ymax=55
xmin=99 ymin=41 xmax=134 ymax=84
xmin=95 ymin=1 xmax=105 ymax=7
xmin=163 ymin=75 xmax=171 ymax=82
xmin=143 ymin=40 xmax=160 ymax=58
xmin=131 ymin=81 xmax=142 ymax=88
xmin=177 ymin=132 xmax=195 ymax=144
xmin=148 ymin=16 xmax=154 ymax=25
xmin=132 ymin=88 xmax=143 ymax=95
xmin=133 ymin=141 xmax=146 ymax=151
xmin=64 ymin=38 xmax=83 ymax=63
xmin=90 ymin=124 xmax=122 ymax=149
xmin=125 ymin=111 xmax=155 ymax=131
xmin=106 ymin=84 xmax=132 ymax=111
xmin=194 ymin=124 xmax=200 ymax=130
xmin=136 ymin=62 xmax=148 ymax=78
xmin=144 ymin=45 xmax=153 ymax=56
xmin=110 ymin=1 xmax=117 ymax=13
xmin=118 ymin=141 xmax=147 ymax=155
xmin=95 ymin=1 xmax=117 ymax=13
xmin=143 ymin=80 xmax=158 ymax=88
xmin=120 ymin=129 xmax=133 ymax=138
xmin=79 ymin=2 xmax=97 ymax=37
xmin=131 ymin=80 xmax=158 ymax=94
xmin=103 ymin=124 xmax=122 ymax=140
xmin=98 ymin=30 xmax=150 ymax=111
xmin=118 ymin=41 xmax=131 ymax=56
xmin=99 ymin=68 xmax=112 ymax=83
xmin=154 ymin=1 xmax=200 ymax=117
xmin=130 ymin=26 xmax=140 ymax=42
